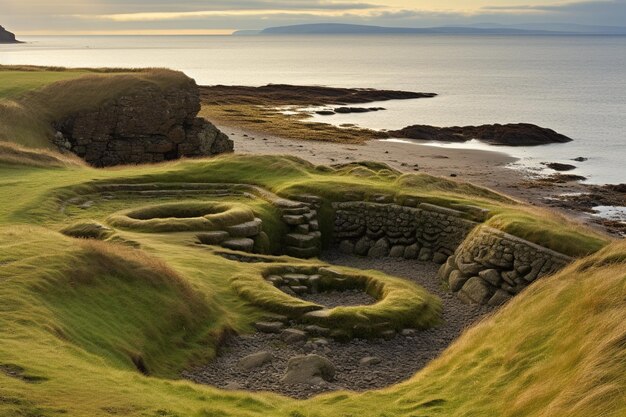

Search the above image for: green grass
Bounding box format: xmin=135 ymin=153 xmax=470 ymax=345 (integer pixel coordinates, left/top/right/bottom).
xmin=0 ymin=70 xmax=90 ymax=99
xmin=0 ymin=70 xmax=623 ymax=417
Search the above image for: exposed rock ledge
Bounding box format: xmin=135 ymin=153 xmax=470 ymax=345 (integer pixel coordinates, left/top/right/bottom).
xmin=53 ymin=80 xmax=233 ymax=167
xmin=0 ymin=25 xmax=20 ymax=44
xmin=391 ymin=123 xmax=572 ymax=146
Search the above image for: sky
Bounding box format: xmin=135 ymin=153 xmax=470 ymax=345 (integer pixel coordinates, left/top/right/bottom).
xmin=2 ymin=0 xmax=626 ymax=35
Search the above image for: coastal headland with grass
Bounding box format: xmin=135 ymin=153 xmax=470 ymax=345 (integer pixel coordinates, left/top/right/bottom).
xmin=0 ymin=65 xmax=625 ymax=417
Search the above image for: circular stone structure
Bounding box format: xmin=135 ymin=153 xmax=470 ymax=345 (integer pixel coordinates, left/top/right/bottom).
xmin=107 ymin=201 xmax=256 ymax=233
xmin=230 ymin=265 xmax=441 ymax=339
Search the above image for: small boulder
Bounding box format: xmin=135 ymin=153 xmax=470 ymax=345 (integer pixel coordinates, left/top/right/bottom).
xmin=432 ymin=252 xmax=448 ymax=264
xmin=223 ymin=381 xmax=244 ymax=390
xmin=354 ymin=237 xmax=373 ymax=256
xmin=403 ymin=243 xmax=420 ymax=259
xmin=488 ymin=289 xmax=512 ymax=306
xmin=281 ymin=328 xmax=307 ymax=344
xmin=479 ymin=269 xmax=501 ymax=286
xmin=290 ymin=285 xmax=310 ymax=295
xmin=359 ymin=356 xmax=382 ymax=366
xmin=448 ymin=270 xmax=468 ymax=292
xmin=543 ymin=162 xmax=577 ymax=172
xmin=368 ymin=238 xmax=390 ymax=258
xmin=339 ymin=240 xmax=355 ymax=254
xmin=255 ymin=321 xmax=284 ymax=334
xmin=389 ymin=245 xmax=405 ymax=258
xmin=304 ymin=325 xmax=331 ymax=336
xmin=457 ymin=261 xmax=483 ymax=276
xmin=418 ymin=247 xmax=432 ymax=261
xmin=237 ymin=351 xmax=273 ymax=370
xmin=401 ymin=328 xmax=417 ymax=337
xmin=459 ymin=277 xmax=492 ymax=304
xmin=281 ymin=354 xmax=335 ymax=385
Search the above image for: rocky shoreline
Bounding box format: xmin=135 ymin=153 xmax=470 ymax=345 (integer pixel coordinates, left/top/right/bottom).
xmin=200 ymin=84 xmax=436 ymax=106
xmin=391 ymin=123 xmax=573 ymax=146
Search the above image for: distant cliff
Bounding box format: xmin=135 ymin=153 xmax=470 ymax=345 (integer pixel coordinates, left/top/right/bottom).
xmin=0 ymin=25 xmax=20 ymax=43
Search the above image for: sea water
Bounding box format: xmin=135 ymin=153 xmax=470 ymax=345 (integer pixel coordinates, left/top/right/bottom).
xmin=1 ymin=34 xmax=625 ymax=185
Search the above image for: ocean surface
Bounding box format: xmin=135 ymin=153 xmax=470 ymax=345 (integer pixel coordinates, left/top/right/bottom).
xmin=1 ymin=35 xmax=625 ymax=185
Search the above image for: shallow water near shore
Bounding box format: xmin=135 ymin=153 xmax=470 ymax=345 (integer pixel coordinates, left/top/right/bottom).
xmin=1 ymin=34 xmax=625 ymax=184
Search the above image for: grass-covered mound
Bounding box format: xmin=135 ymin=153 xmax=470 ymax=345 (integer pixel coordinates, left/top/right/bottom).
xmin=231 ymin=264 xmax=441 ymax=338
xmin=108 ymin=201 xmax=256 ymax=233
xmin=0 ymin=65 xmax=193 ymax=149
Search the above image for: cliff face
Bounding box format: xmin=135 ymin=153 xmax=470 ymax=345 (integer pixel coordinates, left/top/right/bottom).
xmin=53 ymin=81 xmax=233 ymax=167
xmin=0 ymin=25 xmax=19 ymax=43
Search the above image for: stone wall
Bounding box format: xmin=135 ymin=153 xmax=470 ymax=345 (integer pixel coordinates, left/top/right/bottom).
xmin=333 ymin=201 xmax=477 ymax=263
xmin=52 ymin=81 xmax=233 ymax=167
xmin=438 ymin=226 xmax=573 ymax=305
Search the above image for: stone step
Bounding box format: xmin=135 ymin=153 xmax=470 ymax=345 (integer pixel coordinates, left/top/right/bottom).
xmin=282 ymin=206 xmax=310 ymax=215
xmin=226 ymin=218 xmax=262 ymax=237
xmin=285 ymin=245 xmax=320 ymax=259
xmin=295 ymin=224 xmax=310 ymax=234
xmin=222 ymin=238 xmax=255 ymax=252
xmin=303 ymin=211 xmax=317 ymax=221
xmin=282 ymin=214 xmax=307 ymax=225
xmin=290 ymin=194 xmax=323 ymax=205
xmin=285 ymin=232 xmax=321 ymax=248
xmin=275 ymin=199 xmax=307 ymax=209
xmin=196 ymin=231 xmax=230 ymax=245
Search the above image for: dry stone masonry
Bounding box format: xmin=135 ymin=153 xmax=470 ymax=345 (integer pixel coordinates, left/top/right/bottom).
xmin=279 ymin=194 xmax=322 ymax=258
xmin=438 ymin=226 xmax=573 ymax=306
xmin=52 ymin=81 xmax=233 ymax=167
xmin=333 ymin=201 xmax=477 ymax=264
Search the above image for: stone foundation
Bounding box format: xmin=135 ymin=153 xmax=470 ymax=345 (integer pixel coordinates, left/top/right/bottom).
xmin=333 ymin=201 xmax=477 ymax=263
xmin=438 ymin=226 xmax=573 ymax=305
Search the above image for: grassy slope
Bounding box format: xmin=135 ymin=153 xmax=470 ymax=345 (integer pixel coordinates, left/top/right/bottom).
xmin=1 ymin=223 xmax=624 ymax=417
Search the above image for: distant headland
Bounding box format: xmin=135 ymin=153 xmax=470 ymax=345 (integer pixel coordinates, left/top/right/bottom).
xmin=233 ymin=23 xmax=626 ymax=36
xmin=0 ymin=25 xmax=21 ymax=43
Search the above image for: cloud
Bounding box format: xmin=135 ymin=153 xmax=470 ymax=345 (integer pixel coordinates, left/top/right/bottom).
xmin=4 ymin=0 xmax=626 ymax=34
xmin=482 ymin=0 xmax=626 ymax=14
xmin=480 ymin=0 xmax=626 ymax=24
xmin=77 ymin=8 xmax=387 ymax=23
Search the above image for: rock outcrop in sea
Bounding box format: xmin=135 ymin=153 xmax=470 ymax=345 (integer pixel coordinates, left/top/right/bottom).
xmin=391 ymin=123 xmax=572 ymax=146
xmin=0 ymin=25 xmax=20 ymax=43
xmin=52 ymin=80 xmax=233 ymax=167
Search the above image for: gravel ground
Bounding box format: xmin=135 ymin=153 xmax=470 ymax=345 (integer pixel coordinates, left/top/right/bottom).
xmin=182 ymin=252 xmax=494 ymax=398
xmin=298 ymin=289 xmax=376 ymax=308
